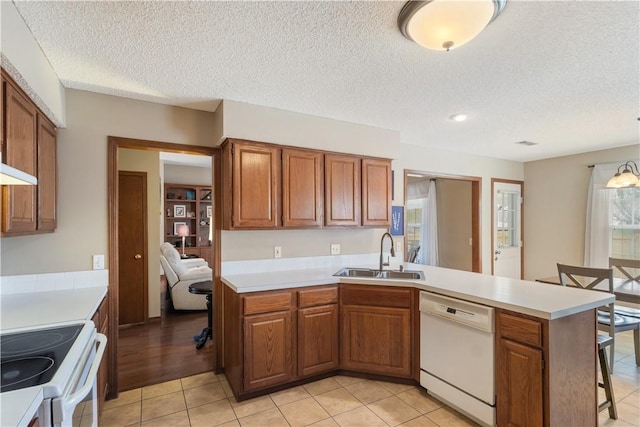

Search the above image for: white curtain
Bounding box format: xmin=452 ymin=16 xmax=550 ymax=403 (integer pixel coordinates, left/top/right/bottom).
xmin=584 ymin=163 xmax=617 ymax=267
xmin=422 ymin=180 xmax=439 ymax=266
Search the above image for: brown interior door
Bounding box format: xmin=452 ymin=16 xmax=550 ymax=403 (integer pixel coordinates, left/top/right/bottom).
xmin=118 ymin=171 xmax=148 ymax=325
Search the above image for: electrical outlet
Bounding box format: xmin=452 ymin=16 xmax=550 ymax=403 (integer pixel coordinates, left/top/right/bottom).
xmin=93 ymin=254 xmax=105 ymax=270
xmin=274 ymin=246 xmax=282 ymax=259
xmin=396 ymin=242 xmax=402 ymax=253
xmin=330 ymin=244 xmax=340 ymax=255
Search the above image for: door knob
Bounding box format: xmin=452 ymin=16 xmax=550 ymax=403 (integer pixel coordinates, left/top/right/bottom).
xmin=494 ymin=250 xmax=501 ymax=255
xmin=134 ymin=254 xmax=142 ymax=259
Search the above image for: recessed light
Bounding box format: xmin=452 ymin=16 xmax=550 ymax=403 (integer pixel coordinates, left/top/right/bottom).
xmin=407 ymin=173 xmax=424 ymax=178
xmin=449 ymin=113 xmax=467 ymax=122
xmin=515 ymin=140 xmax=538 ymax=146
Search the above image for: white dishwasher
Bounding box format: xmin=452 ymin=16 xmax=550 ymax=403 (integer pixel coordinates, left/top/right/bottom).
xmin=419 ymin=291 xmax=495 ymax=427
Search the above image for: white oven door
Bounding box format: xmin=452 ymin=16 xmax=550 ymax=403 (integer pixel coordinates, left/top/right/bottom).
xmin=51 ymin=333 xmax=107 ymax=427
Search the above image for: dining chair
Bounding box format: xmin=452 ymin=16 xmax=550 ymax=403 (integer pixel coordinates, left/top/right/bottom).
xmin=556 ymin=264 xmax=640 ymax=373
xmin=609 ymin=257 xmax=640 ymax=281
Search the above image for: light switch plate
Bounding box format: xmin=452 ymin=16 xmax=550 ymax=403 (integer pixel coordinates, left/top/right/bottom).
xmin=93 ymin=254 xmax=105 ymax=270
xmin=274 ymin=246 xmax=282 ymax=258
xmin=330 ymin=244 xmax=340 ymax=255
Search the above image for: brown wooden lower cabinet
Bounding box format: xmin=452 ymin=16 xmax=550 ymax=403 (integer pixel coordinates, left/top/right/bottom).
xmin=244 ymin=310 xmax=294 ymax=391
xmin=298 ymin=304 xmax=339 ymax=377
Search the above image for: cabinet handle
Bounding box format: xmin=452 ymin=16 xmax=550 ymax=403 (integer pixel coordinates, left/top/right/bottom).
xmin=134 ymin=254 xmax=142 ymax=260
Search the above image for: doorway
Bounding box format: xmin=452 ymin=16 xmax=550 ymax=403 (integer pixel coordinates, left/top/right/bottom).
xmin=403 ymin=170 xmax=481 ymax=273
xmin=118 ymin=171 xmax=148 ymax=325
xmin=106 ymin=137 xmax=220 ymax=399
xmin=491 ymin=179 xmax=524 ymax=279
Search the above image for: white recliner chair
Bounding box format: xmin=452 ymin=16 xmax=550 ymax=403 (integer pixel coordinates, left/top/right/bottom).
xmin=159 ymin=242 xmax=210 ymax=310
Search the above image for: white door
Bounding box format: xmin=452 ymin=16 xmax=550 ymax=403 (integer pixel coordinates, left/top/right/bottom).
xmin=492 ymin=181 xmax=522 ymax=279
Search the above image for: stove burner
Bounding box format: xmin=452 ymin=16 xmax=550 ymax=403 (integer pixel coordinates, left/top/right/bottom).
xmin=1 ymin=332 xmax=75 ymax=357
xmin=1 ymin=356 xmax=55 ymax=392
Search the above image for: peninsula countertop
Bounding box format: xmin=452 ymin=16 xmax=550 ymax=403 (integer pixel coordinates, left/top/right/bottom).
xmin=222 ymin=263 xmax=614 ymax=320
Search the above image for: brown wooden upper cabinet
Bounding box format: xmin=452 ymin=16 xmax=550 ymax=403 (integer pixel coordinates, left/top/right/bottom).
xmin=1 ymin=71 xmax=57 ymax=237
xmin=282 ymin=148 xmax=323 ymax=228
xmin=324 ymin=153 xmax=361 ymax=227
xmin=223 ymin=139 xmax=280 ymax=229
xmin=362 ymin=158 xmax=392 ymax=227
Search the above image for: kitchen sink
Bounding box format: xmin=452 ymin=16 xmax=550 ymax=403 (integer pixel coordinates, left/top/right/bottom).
xmin=333 ymin=267 xmax=424 ymax=280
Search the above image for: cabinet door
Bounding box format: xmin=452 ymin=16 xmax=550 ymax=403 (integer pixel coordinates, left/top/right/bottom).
xmin=341 ymin=304 xmax=411 ymax=377
xmin=496 ymin=338 xmax=543 ymax=427
xmin=244 ymin=311 xmax=293 ymax=391
xmin=362 ymin=158 xmax=392 ymax=227
xmin=3 ymin=81 xmax=37 ymax=233
xmin=200 ymin=247 xmax=213 ymax=267
xmin=233 ymin=142 xmax=280 ymax=228
xmin=282 ymin=148 xmax=323 ymax=228
xmin=298 ymin=304 xmax=339 ymax=377
xmin=37 ymin=116 xmax=56 ymax=231
xmin=325 ymin=154 xmax=361 ymax=226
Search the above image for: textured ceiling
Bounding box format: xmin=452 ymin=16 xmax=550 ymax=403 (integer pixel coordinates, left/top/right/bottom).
xmin=13 ymin=0 xmax=640 ymax=162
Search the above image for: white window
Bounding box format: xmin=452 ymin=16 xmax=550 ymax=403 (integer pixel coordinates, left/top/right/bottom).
xmin=611 ymin=187 xmax=640 ymax=263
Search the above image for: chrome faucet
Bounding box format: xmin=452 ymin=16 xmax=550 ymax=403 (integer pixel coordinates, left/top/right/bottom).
xmin=379 ymin=232 xmax=396 ymax=271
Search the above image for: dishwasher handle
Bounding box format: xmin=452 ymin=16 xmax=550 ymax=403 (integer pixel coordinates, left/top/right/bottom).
xmin=420 ymin=291 xmax=494 ymax=333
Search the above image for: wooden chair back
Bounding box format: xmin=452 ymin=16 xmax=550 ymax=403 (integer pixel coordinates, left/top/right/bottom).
xmin=556 ymin=264 xmax=614 ymax=293
xmin=609 ymin=257 xmax=640 ymax=281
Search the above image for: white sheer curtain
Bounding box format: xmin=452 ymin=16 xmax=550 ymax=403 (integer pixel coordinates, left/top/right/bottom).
xmin=422 ymin=180 xmax=439 ymax=266
xmin=584 ymin=163 xmax=617 ymax=267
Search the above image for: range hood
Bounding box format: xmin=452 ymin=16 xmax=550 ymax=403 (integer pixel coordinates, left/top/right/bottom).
xmin=0 ymin=155 xmax=37 ymax=185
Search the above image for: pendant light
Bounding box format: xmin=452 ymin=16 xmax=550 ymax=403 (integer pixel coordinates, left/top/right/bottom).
xmin=606 ymin=161 xmax=640 ymax=188
xmin=398 ymin=0 xmax=507 ymax=51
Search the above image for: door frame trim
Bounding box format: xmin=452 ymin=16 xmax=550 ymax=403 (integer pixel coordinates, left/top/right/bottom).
xmin=491 ymin=178 xmax=524 ymax=279
xmin=403 ymin=170 xmax=482 ymax=273
xmin=107 ymin=136 xmax=220 ymax=400
xmin=117 ymin=170 xmax=149 ymax=325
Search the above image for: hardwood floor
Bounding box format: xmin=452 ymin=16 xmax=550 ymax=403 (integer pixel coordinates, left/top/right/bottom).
xmin=118 ymin=309 xmax=214 ymax=392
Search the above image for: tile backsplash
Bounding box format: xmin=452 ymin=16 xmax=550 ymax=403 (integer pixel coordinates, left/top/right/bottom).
xmin=0 ymin=269 xmax=109 ymax=295
xmin=221 ymin=252 xmax=402 ymax=276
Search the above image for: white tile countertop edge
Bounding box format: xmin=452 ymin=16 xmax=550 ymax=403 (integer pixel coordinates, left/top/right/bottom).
xmin=221 ymin=263 xmax=615 ymax=320
xmin=1 ymin=286 xmax=107 ymax=426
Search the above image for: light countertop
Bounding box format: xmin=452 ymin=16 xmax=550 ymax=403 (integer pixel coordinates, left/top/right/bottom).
xmin=1 ymin=286 xmax=107 ymax=426
xmin=222 ymin=263 xmax=614 ymax=320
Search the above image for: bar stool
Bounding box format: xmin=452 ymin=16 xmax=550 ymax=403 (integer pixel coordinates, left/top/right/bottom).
xmin=597 ymin=335 xmax=617 ymax=419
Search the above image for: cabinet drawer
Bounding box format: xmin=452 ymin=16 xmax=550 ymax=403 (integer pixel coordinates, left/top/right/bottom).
xmin=498 ymin=311 xmax=543 ymax=348
xmin=298 ymin=286 xmax=338 ymax=308
xmin=244 ymin=291 xmax=292 ymax=315
xmin=341 ymin=285 xmax=412 ymax=308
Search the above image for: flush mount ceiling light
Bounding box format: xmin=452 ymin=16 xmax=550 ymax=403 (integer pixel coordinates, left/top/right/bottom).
xmin=398 ymin=0 xmax=507 ymax=51
xmin=606 ymin=161 xmax=640 ymax=188
xmin=449 ymin=113 xmax=467 ymax=122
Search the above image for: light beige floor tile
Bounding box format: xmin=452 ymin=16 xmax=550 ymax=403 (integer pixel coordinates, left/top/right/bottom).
xmin=620 ymin=390 xmax=640 ymax=409
xmin=141 ymin=390 xmax=187 ymax=421
xmin=613 ymin=375 xmax=640 ymax=400
xmin=230 ymin=396 xmax=276 ymax=419
xmin=333 ymin=375 xmax=365 ymax=388
xmin=303 ymin=377 xmax=342 ymax=396
xmin=142 ymin=379 xmax=183 ymax=400
xmin=104 ymin=388 xmax=142 ymax=410
xmin=424 ymin=406 xmax=480 ymax=427
xmin=345 ymin=380 xmax=393 ymax=404
xmin=219 ymin=377 xmax=235 ymax=398
xmin=314 ymin=387 xmax=363 ymax=416
xmin=367 ymin=395 xmax=421 ymax=426
xmin=182 ymin=372 xmax=219 ymax=390
xmin=218 ymin=421 xmax=241 ymax=427
xmin=238 ymin=407 xmax=290 ymax=427
xmin=279 ymin=397 xmax=330 ymax=427
xmin=141 ymin=410 xmax=191 ymax=426
xmin=307 ymin=418 xmax=340 ymax=427
xmin=396 ymin=388 xmax=443 ymax=414
xmin=598 ymin=413 xmax=637 ymax=427
xmin=99 ymin=401 xmax=142 ymax=427
xmin=270 ymin=385 xmax=312 ymax=406
xmin=188 ymin=399 xmax=237 ymax=427
xmin=184 ymin=382 xmax=228 ymax=408
xmin=398 ymin=415 xmax=439 ymax=427
xmin=332 ymin=406 xmax=387 ymax=427
xmin=376 ymin=381 xmax=415 ymax=395
xmin=616 ymin=400 xmax=640 ymax=426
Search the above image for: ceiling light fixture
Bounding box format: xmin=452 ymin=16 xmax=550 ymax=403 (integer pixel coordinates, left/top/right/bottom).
xmin=449 ymin=113 xmax=467 ymax=122
xmin=606 ymin=161 xmax=640 ymax=188
xmin=398 ymin=0 xmax=507 ymax=51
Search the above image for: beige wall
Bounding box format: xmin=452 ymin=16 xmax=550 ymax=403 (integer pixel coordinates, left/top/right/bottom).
xmin=118 ymin=148 xmax=162 ymax=318
xmin=0 ymin=89 xmax=217 ymax=276
xmin=523 ymin=144 xmax=639 ymax=280
xmin=437 ymin=180 xmax=472 ymax=271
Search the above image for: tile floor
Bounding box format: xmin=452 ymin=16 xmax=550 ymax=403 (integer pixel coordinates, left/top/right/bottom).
xmin=98 ymin=330 xmax=640 ymax=427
